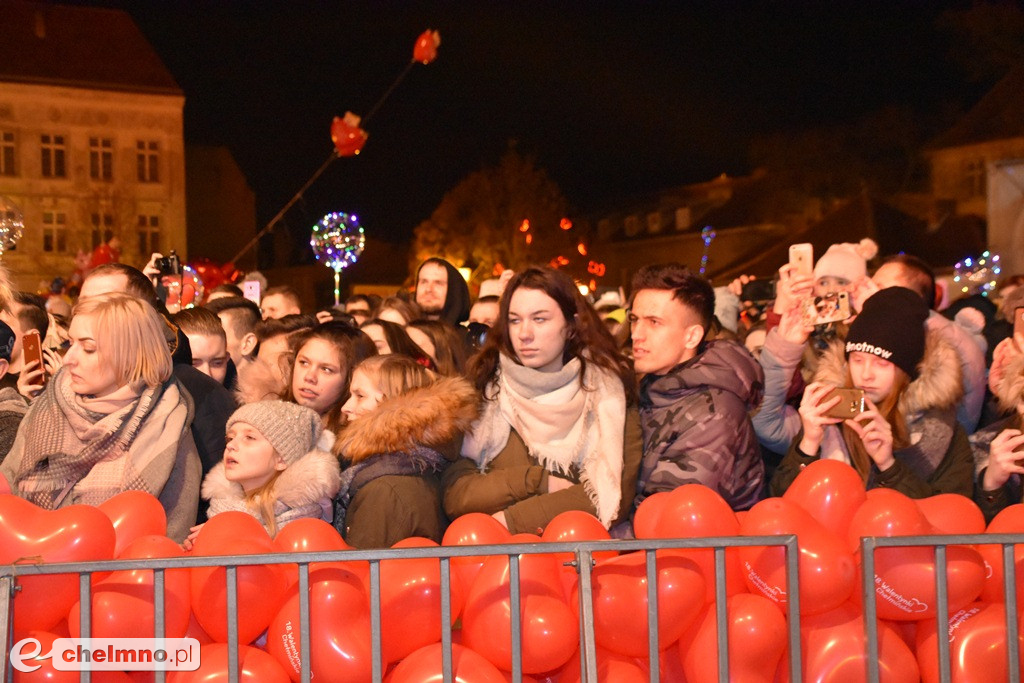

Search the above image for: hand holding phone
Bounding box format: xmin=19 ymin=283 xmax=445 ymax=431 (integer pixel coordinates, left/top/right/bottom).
xmin=822 ymin=387 xmax=865 ymax=419
xmin=22 ymin=330 xmax=45 ymax=386
xmin=789 ymin=243 xmax=813 ymax=278
xmin=801 ymin=291 xmax=852 ymax=327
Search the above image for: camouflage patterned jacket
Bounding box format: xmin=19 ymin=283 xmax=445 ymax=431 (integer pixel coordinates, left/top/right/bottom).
xmin=636 ymin=339 xmax=765 ymax=511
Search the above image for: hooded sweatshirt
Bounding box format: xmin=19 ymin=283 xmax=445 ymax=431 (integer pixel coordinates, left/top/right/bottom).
xmin=637 ymin=339 xmax=765 ymax=510
xmin=417 ymin=258 xmax=470 ymax=326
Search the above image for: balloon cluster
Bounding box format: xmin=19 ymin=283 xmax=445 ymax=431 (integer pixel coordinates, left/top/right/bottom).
xmin=3 ymin=461 xmax=1023 ymax=682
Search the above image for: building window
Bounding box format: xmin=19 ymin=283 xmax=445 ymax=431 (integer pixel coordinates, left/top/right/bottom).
xmin=675 ymin=207 xmax=692 ymax=231
xmin=91 ymin=213 xmax=113 ymax=248
xmin=41 ymin=134 xmax=66 ymax=178
xmin=963 ymin=159 xmax=986 ymax=199
xmin=647 ymin=211 xmax=662 ymax=234
xmin=42 ymin=211 xmax=67 ymax=252
xmin=137 ymin=140 xmax=159 ymax=183
xmin=138 ymin=214 xmax=160 ymax=256
xmin=624 ymin=215 xmax=641 ymax=237
xmin=89 ymin=137 xmax=113 ymax=181
xmin=0 ymin=131 xmax=15 ymax=177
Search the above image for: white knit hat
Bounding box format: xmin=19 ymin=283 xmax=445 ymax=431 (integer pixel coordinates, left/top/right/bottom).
xmin=813 ymin=238 xmax=879 ymax=283
xmin=227 ymin=401 xmax=322 ymax=466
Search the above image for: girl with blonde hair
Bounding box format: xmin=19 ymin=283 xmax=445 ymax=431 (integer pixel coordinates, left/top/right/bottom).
xmin=0 ymin=293 xmax=201 ymax=541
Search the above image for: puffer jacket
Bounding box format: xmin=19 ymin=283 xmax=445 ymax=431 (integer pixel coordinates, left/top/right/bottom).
xmin=334 ymin=375 xmax=478 ymax=548
xmin=202 ymin=430 xmax=341 ymax=534
xmin=770 ymin=331 xmax=973 ymax=499
xmin=637 ymin=339 xmax=765 ymax=510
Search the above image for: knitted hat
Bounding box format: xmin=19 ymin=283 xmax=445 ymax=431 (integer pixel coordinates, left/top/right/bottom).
xmin=813 ymin=238 xmax=879 ymax=283
xmin=845 ymin=287 xmax=928 ymax=379
xmin=227 ymin=400 xmax=323 ymax=466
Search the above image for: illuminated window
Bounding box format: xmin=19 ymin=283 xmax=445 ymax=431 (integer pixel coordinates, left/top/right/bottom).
xmin=624 ymin=215 xmax=641 ymax=237
xmin=0 ymin=131 xmax=15 ymax=177
xmin=647 ymin=211 xmax=662 ymax=234
xmin=137 ymin=214 xmax=160 ymax=255
xmin=42 ymin=211 xmax=67 ymax=252
xmin=89 ymin=137 xmax=113 ymax=181
xmin=137 ymin=140 xmax=159 ymax=183
xmin=41 ymin=134 xmax=66 ymax=178
xmin=91 ymin=213 xmax=113 ymax=248
xmin=675 ymin=207 xmax=691 ymax=231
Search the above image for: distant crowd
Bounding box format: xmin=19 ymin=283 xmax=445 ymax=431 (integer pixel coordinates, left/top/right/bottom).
xmin=0 ymin=240 xmax=1020 ymax=547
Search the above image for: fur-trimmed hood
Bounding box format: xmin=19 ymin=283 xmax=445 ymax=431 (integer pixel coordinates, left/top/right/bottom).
xmin=234 ymin=358 xmax=286 ymax=406
xmin=996 ymin=351 xmax=1024 ymax=414
xmin=814 ymin=329 xmax=963 ymax=415
xmin=202 ymin=429 xmax=341 ymax=519
xmin=336 ymin=375 xmax=479 ymax=463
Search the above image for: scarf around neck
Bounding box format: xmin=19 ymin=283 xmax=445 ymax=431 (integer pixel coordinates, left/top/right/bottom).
xmin=461 ymin=353 xmax=626 ymax=527
xmin=10 ymin=367 xmax=191 ymax=509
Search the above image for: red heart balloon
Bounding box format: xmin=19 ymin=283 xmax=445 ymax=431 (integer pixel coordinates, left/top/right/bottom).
xmin=783 ymin=458 xmax=866 ymax=539
xmin=798 ymin=602 xmax=919 ymax=682
xmin=189 ymin=512 xmax=288 ymax=644
xmin=740 ymin=497 xmax=856 ymax=615
xmin=68 ymin=535 xmax=190 ymax=640
xmin=555 ymin=646 xmax=650 ymax=683
xmin=915 ymin=494 xmax=985 ymax=535
xmin=678 ymin=594 xmax=787 ymax=683
xmin=462 ymin=546 xmax=578 ymax=674
xmin=0 ymin=495 xmax=116 ymax=634
xmin=98 ymin=490 xmax=167 ymax=557
xmin=915 ymin=602 xmax=1024 ymax=683
xmin=388 ymin=643 xmax=506 ymax=683
xmin=977 ymin=504 xmax=1024 ymax=604
xmin=634 ymin=484 xmax=747 ymax=601
xmin=265 ymin=566 xmax=372 ymax=682
xmin=168 ymin=644 xmax=289 ymax=683
xmin=272 ymin=518 xmax=366 ymax=590
xmin=330 ymin=112 xmax=368 ymax=157
xmin=580 ymin=551 xmax=705 ymax=658
xmin=375 ymin=537 xmax=466 ymax=664
xmin=442 ymin=513 xmax=512 ymax=596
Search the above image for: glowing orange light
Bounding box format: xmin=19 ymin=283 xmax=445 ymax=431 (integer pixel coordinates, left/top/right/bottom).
xmin=587 ymin=261 xmax=606 ymax=277
xmin=525 ymin=234 xmax=533 ymax=245
xmin=577 ymin=243 xmax=587 ymax=256
xmin=559 ymin=218 xmax=573 ymax=231
xmin=518 ymin=219 xmax=530 ymax=232
xmin=493 ymin=263 xmax=505 ymax=275
xmin=590 ymin=279 xmax=597 ymax=290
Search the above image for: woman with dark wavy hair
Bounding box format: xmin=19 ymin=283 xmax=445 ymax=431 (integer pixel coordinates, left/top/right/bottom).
xmin=443 ymin=266 xmax=642 ymax=534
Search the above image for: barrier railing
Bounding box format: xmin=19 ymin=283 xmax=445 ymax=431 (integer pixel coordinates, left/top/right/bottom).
xmin=1 ymin=533 xmax=1020 ymax=683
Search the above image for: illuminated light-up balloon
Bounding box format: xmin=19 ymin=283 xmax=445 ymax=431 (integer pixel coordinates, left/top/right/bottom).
xmin=0 ymin=195 xmax=25 ymax=256
xmin=413 ymin=29 xmax=441 ymax=64
xmin=161 ymin=265 xmax=205 ymax=312
xmin=330 ymin=112 xmax=368 ymax=157
xmin=310 ymin=211 xmax=366 ymax=306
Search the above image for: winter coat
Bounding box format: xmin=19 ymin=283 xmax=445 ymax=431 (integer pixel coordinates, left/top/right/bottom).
xmin=443 ymin=409 xmax=643 ymax=536
xmin=770 ymin=331 xmax=974 ymax=499
xmin=927 ymin=311 xmax=986 ymax=433
xmin=970 ymin=352 xmax=1024 ymax=521
xmin=751 ymin=328 xmax=806 ymax=455
xmin=0 ymin=386 xmax=29 ymax=462
xmin=637 ymin=339 xmax=766 ymax=511
xmin=335 ymin=376 xmax=478 ymax=548
xmin=201 ymin=431 xmax=341 ymax=534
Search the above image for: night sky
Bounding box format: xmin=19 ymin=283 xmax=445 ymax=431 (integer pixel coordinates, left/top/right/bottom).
xmin=66 ymin=1 xmax=986 ymax=257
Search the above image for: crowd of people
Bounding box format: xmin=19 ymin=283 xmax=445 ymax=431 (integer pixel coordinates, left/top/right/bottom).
xmin=0 ymin=242 xmax=1021 ymax=548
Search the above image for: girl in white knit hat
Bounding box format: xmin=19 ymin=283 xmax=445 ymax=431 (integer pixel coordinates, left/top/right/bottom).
xmin=183 ymin=400 xmax=340 ymax=548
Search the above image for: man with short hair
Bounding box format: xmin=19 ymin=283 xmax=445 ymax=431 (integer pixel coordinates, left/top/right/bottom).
xmin=468 ymin=295 xmax=500 ymax=328
xmin=414 ymin=257 xmax=470 ymax=325
xmin=173 ymin=308 xmax=232 ymax=386
xmin=630 ymin=263 xmax=765 ymax=511
xmin=205 ymin=296 xmax=261 ymax=367
xmin=260 ymin=285 xmax=302 ymax=320
xmin=0 ymin=292 xmax=49 ymax=390
xmin=344 ymin=294 xmax=374 ymax=326
xmin=870 ymin=254 xmax=986 ymax=432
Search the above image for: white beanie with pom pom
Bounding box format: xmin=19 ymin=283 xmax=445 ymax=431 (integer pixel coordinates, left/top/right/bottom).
xmin=813 ymin=237 xmax=878 ymax=283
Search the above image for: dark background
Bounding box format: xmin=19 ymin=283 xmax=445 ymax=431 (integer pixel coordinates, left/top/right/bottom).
xmin=65 ymin=1 xmax=989 ymax=255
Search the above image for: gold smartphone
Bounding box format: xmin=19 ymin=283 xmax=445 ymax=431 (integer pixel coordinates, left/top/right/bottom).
xmin=823 ymin=387 xmax=865 ymax=419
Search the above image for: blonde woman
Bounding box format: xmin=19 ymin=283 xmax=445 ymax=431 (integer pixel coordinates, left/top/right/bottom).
xmin=0 ymin=293 xmax=201 ymax=541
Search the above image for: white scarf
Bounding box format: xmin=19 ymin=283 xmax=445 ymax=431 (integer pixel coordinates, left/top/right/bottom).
xmin=461 ymin=354 xmax=626 ymax=527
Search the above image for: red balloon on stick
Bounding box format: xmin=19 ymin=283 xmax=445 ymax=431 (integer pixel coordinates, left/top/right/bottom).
xmin=330 ymin=112 xmax=368 ymax=157
xmin=412 ymin=29 xmax=441 ymax=65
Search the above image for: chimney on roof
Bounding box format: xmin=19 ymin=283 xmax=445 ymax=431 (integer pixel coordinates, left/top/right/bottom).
xmin=34 ymin=10 xmax=46 ymax=39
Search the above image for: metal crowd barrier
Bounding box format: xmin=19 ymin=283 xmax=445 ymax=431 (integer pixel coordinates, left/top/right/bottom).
xmin=0 ymin=533 xmax=1020 ymax=683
